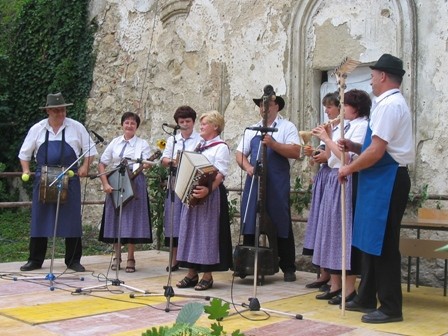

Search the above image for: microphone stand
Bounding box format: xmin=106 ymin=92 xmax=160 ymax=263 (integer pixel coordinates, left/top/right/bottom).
xmin=14 ymin=140 xmax=100 ymax=290
xmin=160 ymin=127 xmax=180 ymax=310
xmin=75 ymin=159 xmax=148 ymax=294
xmin=233 ymin=95 xmax=302 ymax=319
xmin=130 ymin=127 xmax=211 ymax=307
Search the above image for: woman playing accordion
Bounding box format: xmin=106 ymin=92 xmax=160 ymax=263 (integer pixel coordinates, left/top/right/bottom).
xmin=175 ymin=110 xmax=233 ymax=291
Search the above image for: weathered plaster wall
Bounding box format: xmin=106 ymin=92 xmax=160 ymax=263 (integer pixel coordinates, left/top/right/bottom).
xmin=413 ymin=1 xmax=448 ymax=196
xmin=84 ymin=0 xmax=448 ymax=286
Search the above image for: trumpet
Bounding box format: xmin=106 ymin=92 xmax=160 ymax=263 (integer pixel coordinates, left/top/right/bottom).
xmin=299 ymin=117 xmax=340 ymax=145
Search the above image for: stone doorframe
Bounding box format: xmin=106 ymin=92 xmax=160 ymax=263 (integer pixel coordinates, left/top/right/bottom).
xmin=287 ymin=0 xmax=417 ymax=135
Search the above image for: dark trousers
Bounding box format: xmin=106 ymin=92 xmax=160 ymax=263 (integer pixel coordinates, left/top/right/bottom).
xmin=356 ymin=167 xmax=410 ymax=316
xmin=28 ymin=237 xmax=83 ymax=266
xmin=243 ymin=224 xmax=296 ymax=273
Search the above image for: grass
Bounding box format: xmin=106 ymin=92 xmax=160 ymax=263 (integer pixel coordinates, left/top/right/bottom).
xmin=0 ymin=209 xmax=158 ymax=263
xmin=0 ymin=209 xmax=30 ymax=262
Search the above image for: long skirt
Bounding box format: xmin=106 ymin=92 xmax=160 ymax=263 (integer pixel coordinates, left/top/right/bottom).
xmin=302 ymin=164 xmax=331 ymax=256
xmin=99 ymin=173 xmax=152 ymax=244
xmin=312 ymin=168 xmax=354 ymax=271
xmin=177 ymin=184 xmax=233 ymax=272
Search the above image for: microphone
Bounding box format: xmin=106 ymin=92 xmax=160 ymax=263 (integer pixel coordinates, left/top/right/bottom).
xmin=91 ymin=130 xmax=105 ymax=143
xmin=246 ymin=126 xmax=278 ymax=133
xmin=263 ymin=84 xmax=276 ymax=100
xmin=163 ymin=123 xmax=186 ymax=130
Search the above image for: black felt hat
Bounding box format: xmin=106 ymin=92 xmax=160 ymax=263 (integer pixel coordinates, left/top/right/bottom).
xmin=370 ymin=54 xmax=406 ymax=77
xmin=253 ymin=96 xmax=285 ymax=111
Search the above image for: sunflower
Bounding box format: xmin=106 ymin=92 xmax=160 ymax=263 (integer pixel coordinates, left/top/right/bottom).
xmin=156 ymin=139 xmax=166 ymax=151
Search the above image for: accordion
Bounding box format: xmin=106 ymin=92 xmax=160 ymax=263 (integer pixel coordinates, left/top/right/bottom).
xmin=174 ymin=151 xmax=218 ymax=207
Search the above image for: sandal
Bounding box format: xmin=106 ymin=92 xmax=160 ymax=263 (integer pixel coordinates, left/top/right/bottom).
xmin=125 ymin=259 xmax=136 ymax=273
xmin=166 ymin=263 xmax=180 ymax=272
xmin=194 ymin=278 xmax=213 ymax=291
xmin=176 ymin=275 xmax=199 ymax=288
xmin=111 ymin=257 xmax=121 ymax=271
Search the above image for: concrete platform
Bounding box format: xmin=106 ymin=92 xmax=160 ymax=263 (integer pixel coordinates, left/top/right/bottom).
xmin=0 ymin=250 xmax=447 ymax=336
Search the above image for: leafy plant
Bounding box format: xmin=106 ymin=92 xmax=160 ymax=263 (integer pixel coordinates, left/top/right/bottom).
xmin=0 ymin=0 xmax=27 ymax=53
xmin=147 ymin=164 xmax=168 ymax=250
xmin=0 ymin=0 xmax=96 ymax=171
xmin=227 ymin=196 xmax=239 ymax=225
xmin=147 ymin=140 xmax=168 ymax=249
xmin=0 ymin=209 xmax=31 ymax=262
xmin=142 ymin=298 xmax=244 ymax=336
xmin=408 ymin=183 xmax=429 ymax=209
xmin=0 ymin=207 xmax=109 ymax=263
xmin=290 ymin=176 xmax=312 ymax=217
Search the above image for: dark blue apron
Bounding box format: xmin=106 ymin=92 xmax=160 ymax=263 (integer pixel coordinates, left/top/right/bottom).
xmin=31 ymin=131 xmax=82 ymax=237
xmin=352 ymin=126 xmax=398 ymax=255
xmin=240 ymin=135 xmax=291 ymax=238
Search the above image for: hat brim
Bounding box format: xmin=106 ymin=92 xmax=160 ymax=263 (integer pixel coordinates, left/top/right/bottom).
xmin=253 ymin=96 xmax=285 ymax=111
xmin=39 ymin=103 xmax=73 ymax=109
xmin=369 ymin=66 xmax=405 ymax=77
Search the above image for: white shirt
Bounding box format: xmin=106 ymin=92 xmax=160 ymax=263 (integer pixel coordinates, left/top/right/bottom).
xmin=161 ymin=131 xmax=201 ymax=160
xmin=100 ymin=135 xmax=151 ymax=172
xmin=328 ymin=117 xmax=368 ymax=168
xmin=370 ymin=89 xmax=415 ymax=165
xmin=18 ymin=117 xmax=97 ymax=161
xmin=199 ymin=135 xmax=230 ymax=176
xmin=236 ymin=115 xmax=300 ymax=166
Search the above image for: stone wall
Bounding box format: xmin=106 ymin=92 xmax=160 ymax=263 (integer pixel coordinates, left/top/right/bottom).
xmin=83 ymin=0 xmax=448 ymax=288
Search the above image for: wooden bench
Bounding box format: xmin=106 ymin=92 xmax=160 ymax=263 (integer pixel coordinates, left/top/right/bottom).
xmin=400 ymin=208 xmax=448 ymax=296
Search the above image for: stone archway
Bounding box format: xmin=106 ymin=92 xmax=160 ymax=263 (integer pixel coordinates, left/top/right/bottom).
xmin=287 ymin=0 xmax=417 ymax=132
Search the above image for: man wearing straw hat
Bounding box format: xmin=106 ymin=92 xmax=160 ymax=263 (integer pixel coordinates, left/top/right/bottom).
xmin=18 ymin=92 xmax=97 ymax=272
xmin=338 ymin=54 xmax=414 ymax=323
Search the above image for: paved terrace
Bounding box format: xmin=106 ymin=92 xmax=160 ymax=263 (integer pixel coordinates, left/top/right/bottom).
xmin=0 ymin=250 xmax=447 ymax=336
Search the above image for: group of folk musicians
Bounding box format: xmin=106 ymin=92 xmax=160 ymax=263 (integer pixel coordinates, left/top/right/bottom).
xmin=17 ymin=54 xmax=412 ymax=324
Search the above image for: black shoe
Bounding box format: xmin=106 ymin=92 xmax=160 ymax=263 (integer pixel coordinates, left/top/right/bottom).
xmin=361 ymin=310 xmax=403 ymax=324
xmin=319 ymin=283 xmax=331 ymax=292
xmin=20 ymin=261 xmax=42 ymax=272
xmin=343 ymin=300 xmax=376 ymax=313
xmin=284 ymin=272 xmax=297 ymax=282
xmin=316 ymin=288 xmax=341 ymax=300
xmin=67 ymin=262 xmax=85 ymax=272
xmin=305 ymin=279 xmax=329 ymax=289
xmin=166 ymin=263 xmax=180 ymax=272
xmin=328 ymin=290 xmax=356 ymax=305
xmin=232 ymin=271 xmax=247 ymax=279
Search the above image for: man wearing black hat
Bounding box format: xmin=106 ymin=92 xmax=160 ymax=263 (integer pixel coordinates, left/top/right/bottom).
xmin=236 ymin=88 xmax=301 ymax=282
xmin=18 ymin=93 xmax=97 ymax=272
xmin=338 ymin=54 xmax=414 ymax=323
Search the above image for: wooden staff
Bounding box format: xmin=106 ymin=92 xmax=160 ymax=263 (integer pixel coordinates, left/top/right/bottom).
xmin=332 ymin=57 xmax=360 ymax=316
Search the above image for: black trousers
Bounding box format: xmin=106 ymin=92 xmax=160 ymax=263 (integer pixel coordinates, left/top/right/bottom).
xmin=243 ymin=224 xmax=296 ymax=273
xmin=28 ymin=237 xmax=83 ymax=266
xmin=355 ymin=167 xmax=410 ymax=316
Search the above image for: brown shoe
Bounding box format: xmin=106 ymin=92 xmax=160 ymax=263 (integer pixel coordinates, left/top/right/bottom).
xmin=111 ymin=257 xmax=122 ymax=271
xmin=176 ymin=275 xmax=199 ymax=288
xmin=125 ymin=259 xmax=136 ymax=273
xmin=194 ymin=278 xmax=214 ymax=291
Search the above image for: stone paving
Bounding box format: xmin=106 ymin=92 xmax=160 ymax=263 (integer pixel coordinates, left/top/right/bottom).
xmin=0 ymin=250 xmax=446 ymax=336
